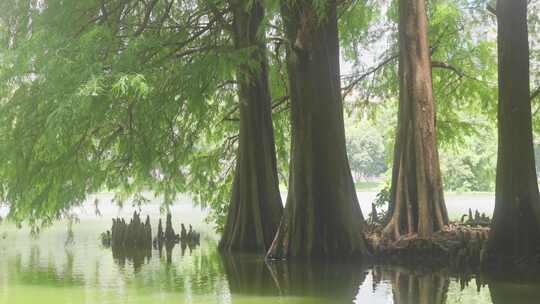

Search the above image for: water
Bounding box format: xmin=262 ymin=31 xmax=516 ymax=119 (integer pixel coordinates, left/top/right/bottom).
xmin=0 ymin=193 xmax=537 ymax=304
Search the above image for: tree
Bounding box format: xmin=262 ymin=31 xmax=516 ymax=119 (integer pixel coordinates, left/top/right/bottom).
xmin=219 ymin=0 xmax=283 ymax=253
xmin=0 ymin=0 xmax=242 ymax=227
xmin=383 ymin=0 xmax=449 ymax=240
xmin=482 ymin=0 xmax=540 ymax=272
xmin=266 ymin=0 xmax=369 ymax=258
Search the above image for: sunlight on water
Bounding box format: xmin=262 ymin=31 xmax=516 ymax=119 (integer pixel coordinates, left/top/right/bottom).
xmin=0 ymin=193 xmax=536 ymax=304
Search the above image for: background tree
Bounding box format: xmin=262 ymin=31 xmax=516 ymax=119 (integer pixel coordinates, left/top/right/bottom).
xmin=345 ymin=119 xmax=388 ymax=182
xmin=266 ymin=0 xmax=369 ymax=258
xmin=219 ymin=0 xmax=283 ymax=253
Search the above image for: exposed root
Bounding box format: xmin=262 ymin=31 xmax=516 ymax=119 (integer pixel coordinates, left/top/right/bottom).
xmin=367 ymin=222 xmax=489 ymax=271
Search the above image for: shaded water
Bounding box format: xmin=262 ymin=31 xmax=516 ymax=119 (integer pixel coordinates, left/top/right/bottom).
xmin=0 ymin=193 xmax=536 ymax=304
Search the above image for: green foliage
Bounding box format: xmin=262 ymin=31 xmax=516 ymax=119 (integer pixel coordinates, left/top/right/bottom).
xmin=345 ymin=116 xmax=387 ymax=180
xmin=440 ymin=123 xmax=497 ymax=192
xmin=0 ymin=0 xmax=240 ymax=227
xmin=0 ymin=0 xmax=526 ymax=230
xmin=373 ymin=186 xmax=390 ymax=208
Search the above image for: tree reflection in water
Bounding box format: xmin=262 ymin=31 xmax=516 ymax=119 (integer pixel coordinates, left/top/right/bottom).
xmin=6 ymin=237 xmax=540 ymax=304
xmin=112 ymin=247 xmax=151 ymax=273
xmin=221 ymin=253 xmax=279 ymax=296
xmin=373 ymin=267 xmax=450 ymax=304
xmin=112 ymin=239 xmax=201 ymax=272
xmin=220 ymin=254 xmax=368 ymax=303
xmin=489 ymin=281 xmax=540 ymax=304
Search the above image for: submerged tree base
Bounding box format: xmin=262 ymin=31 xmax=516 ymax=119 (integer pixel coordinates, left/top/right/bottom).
xmin=367 ymin=223 xmax=489 ymax=271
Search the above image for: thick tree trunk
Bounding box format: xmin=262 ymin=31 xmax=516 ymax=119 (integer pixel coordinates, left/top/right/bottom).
xmin=482 ymin=0 xmax=540 ymax=272
xmin=383 ymin=0 xmax=448 ymax=240
xmin=266 ymin=0 xmax=368 ymax=258
xmin=219 ymin=0 xmax=283 ymax=253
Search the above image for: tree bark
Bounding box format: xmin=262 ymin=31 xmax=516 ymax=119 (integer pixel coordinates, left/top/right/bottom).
xmin=383 ymin=0 xmax=448 ymax=240
xmin=219 ymin=0 xmax=283 ymax=253
xmin=266 ymin=0 xmax=369 ymax=258
xmin=482 ymin=0 xmax=540 ymax=272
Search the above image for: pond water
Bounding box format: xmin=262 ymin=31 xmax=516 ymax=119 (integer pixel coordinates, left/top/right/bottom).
xmin=0 ymin=193 xmax=537 ymax=304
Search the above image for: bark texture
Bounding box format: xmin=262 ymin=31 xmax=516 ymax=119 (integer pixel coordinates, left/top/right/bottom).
xmin=219 ymin=0 xmax=283 ymax=253
xmin=266 ymin=0 xmax=368 ymax=258
xmin=482 ymin=0 xmax=540 ymax=272
xmin=383 ymin=0 xmax=448 ymax=240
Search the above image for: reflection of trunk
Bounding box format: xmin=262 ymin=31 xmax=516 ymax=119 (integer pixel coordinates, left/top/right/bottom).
xmin=489 ymin=281 xmax=540 ymax=304
xmin=267 ymin=0 xmax=368 ymax=259
xmin=221 ymin=254 xmax=278 ymax=296
xmin=219 ymin=0 xmax=283 ymax=253
xmin=482 ymin=0 xmax=540 ymax=271
xmin=266 ymin=259 xmax=367 ymax=303
xmin=383 ymin=0 xmax=448 ymax=240
xmin=377 ymin=267 xmax=449 ymax=304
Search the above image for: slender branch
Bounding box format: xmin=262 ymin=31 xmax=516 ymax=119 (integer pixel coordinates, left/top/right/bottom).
xmin=272 ymin=96 xmax=289 ymax=110
xmin=133 ymin=0 xmax=159 ymax=37
xmin=487 ymin=4 xmax=497 ymax=16
xmin=431 ymin=61 xmax=464 ymax=78
xmin=341 ymin=54 xmax=399 ymax=98
xmin=531 ymin=87 xmax=540 ymax=101
xmin=432 ymin=60 xmax=485 ymax=83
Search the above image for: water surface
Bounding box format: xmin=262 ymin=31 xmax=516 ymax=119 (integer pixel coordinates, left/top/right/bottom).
xmin=0 ymin=193 xmax=536 ymax=304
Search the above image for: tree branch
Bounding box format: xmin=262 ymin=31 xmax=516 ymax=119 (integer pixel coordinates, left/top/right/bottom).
xmin=272 ymin=96 xmax=289 ymax=110
xmin=487 ymin=4 xmax=497 ymax=16
xmin=531 ymin=87 xmax=540 ymax=102
xmin=341 ymin=54 xmax=398 ymax=98
xmin=133 ymin=0 xmax=159 ymax=37
xmin=431 ymin=61 xmax=464 ymax=78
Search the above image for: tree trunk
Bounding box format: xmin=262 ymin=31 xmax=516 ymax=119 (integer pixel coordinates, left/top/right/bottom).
xmin=383 ymin=0 xmax=448 ymax=240
xmin=219 ymin=0 xmax=283 ymax=253
xmin=266 ymin=0 xmax=368 ymax=258
xmin=482 ymin=0 xmax=540 ymax=272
